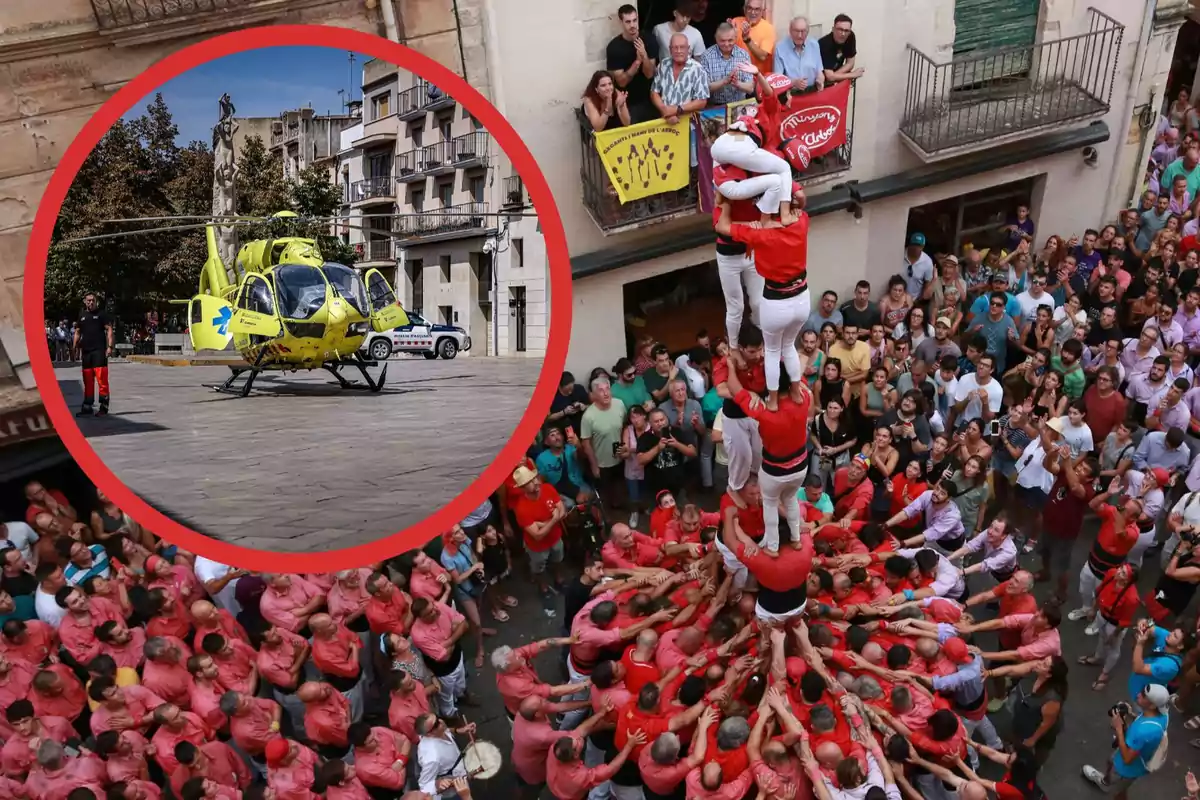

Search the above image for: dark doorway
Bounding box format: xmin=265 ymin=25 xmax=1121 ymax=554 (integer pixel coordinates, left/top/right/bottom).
xmin=509 ymin=286 xmax=527 ymax=353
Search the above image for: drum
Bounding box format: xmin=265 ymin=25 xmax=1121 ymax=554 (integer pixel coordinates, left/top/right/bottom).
xmin=462 ymin=740 xmax=502 ymax=779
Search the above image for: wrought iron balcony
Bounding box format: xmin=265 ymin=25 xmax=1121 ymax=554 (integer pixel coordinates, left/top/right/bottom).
xmin=900 ymin=8 xmax=1124 ymax=161
xmin=451 ymin=132 xmax=489 ymax=169
xmin=362 ymin=239 xmax=395 ymax=263
xmin=502 ymin=175 xmax=526 ymax=208
xmin=270 ymin=122 xmax=300 ymax=147
xmin=349 ymin=176 xmax=396 ymax=204
xmin=397 ymin=140 xmax=474 ymax=181
xmin=420 ymin=82 xmax=456 ymax=112
xmin=91 ymin=0 xmax=251 ymax=29
xmin=394 ymin=202 xmax=487 ymax=240
xmin=397 ymin=86 xmax=424 ymax=121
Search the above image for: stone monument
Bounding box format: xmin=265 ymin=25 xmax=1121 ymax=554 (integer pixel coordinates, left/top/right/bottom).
xmin=211 ymin=93 xmax=239 ymax=283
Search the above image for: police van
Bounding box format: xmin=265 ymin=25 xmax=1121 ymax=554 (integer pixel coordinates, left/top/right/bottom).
xmin=360 ymin=310 xmax=471 ymax=360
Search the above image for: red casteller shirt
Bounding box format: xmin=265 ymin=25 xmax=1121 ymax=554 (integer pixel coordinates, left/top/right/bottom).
xmin=734 ymin=388 xmax=811 ymax=476
xmin=620 ymin=645 xmax=662 ymax=695
xmin=511 ymin=483 xmax=565 ymax=552
xmin=712 ymin=356 xmax=768 ymax=395
xmin=831 ymin=469 xmax=875 ymax=520
xmin=729 ymin=214 xmax=810 ymax=285
xmin=736 ymin=541 xmax=813 ymax=592
xmin=1096 ymin=569 xmax=1141 ymax=627
xmin=1088 ymin=505 xmax=1140 ymax=575
xmin=720 ymin=493 xmax=765 ymax=540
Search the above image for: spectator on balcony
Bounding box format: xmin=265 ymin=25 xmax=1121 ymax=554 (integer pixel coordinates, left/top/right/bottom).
xmin=773 ymin=16 xmax=824 ymax=95
xmin=582 ymin=71 xmax=631 ymax=132
xmin=653 ymin=0 xmax=706 ymax=61
xmin=731 ymin=0 xmax=775 ymax=75
xmin=818 ymin=13 xmax=863 ymax=84
xmin=651 ymin=33 xmax=711 ymax=124
xmin=607 ymin=4 xmax=661 ymax=125
xmin=700 ymin=22 xmax=755 ymax=106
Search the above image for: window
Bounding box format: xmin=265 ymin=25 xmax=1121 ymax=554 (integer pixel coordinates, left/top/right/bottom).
xmin=368 ymin=154 xmax=391 ymax=180
xmin=439 ymin=305 xmax=454 ymax=325
xmin=469 ymin=175 xmax=485 ymax=204
xmin=410 ymin=126 xmax=423 ymax=147
xmin=371 ymin=92 xmax=391 ymax=120
xmin=512 ymin=237 xmax=524 ymax=268
xmin=437 ymin=180 xmax=453 ymax=207
xmin=438 ymin=114 xmax=452 ymax=141
xmin=440 ymin=255 xmax=452 ymax=283
xmin=408 ymin=258 xmax=424 ymax=311
xmin=411 ymin=187 xmax=424 ymax=212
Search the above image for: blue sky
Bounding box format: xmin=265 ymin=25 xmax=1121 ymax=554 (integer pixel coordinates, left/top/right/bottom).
xmin=123 ymin=46 xmax=369 ymax=145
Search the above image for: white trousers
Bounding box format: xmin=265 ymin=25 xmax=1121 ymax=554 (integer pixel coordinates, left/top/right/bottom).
xmin=759 ymin=466 xmax=808 ymax=552
xmin=1078 ymin=564 xmax=1103 ymax=610
xmin=716 ymin=174 xmax=787 ymax=214
xmin=710 ymin=133 xmax=793 ymax=214
xmin=714 ymin=537 xmax=750 ymax=590
xmin=723 ymin=414 xmax=762 ymax=493
xmin=754 ymin=599 xmax=806 ymax=624
xmin=435 ymin=655 xmax=467 ymax=717
xmin=760 ymin=292 xmax=811 ymax=392
xmin=716 ymin=251 xmax=763 ymax=348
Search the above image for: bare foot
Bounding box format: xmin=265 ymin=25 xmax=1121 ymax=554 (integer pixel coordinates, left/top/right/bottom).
xmin=766 ymin=393 xmax=779 ymax=412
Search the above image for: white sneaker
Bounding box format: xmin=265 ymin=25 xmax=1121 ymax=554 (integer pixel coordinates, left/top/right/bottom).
xmin=1084 ymin=619 xmax=1100 ymax=636
xmin=1067 ymin=607 xmax=1090 ymax=622
xmin=1081 ymin=765 xmax=1108 ymax=790
xmin=628 ymin=511 xmax=640 ymax=529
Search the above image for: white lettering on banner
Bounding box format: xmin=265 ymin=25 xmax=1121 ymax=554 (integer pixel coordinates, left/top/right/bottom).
xmin=0 ymin=407 xmax=54 ymax=445
xmin=779 ymin=105 xmax=843 ymax=150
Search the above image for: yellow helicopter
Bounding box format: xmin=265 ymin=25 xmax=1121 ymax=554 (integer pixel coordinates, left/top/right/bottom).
xmin=64 ymin=211 xmax=410 ymax=397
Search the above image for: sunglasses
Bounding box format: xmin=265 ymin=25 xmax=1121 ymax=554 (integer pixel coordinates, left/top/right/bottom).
xmin=1032 ymin=279 xmax=1047 ymax=286
xmin=990 ymin=301 xmax=1005 ymax=307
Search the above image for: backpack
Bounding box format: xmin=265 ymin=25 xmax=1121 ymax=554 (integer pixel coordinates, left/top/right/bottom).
xmin=1140 ymin=715 xmax=1170 ymax=772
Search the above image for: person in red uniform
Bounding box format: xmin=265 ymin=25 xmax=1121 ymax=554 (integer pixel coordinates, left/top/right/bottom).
xmin=733 ymin=360 xmax=813 ymax=552
xmin=715 ymin=192 xmax=811 ymax=412
xmin=713 ymin=325 xmax=768 ymax=509
xmin=713 ymin=169 xmax=766 ymax=351
xmin=710 ymin=70 xmax=796 ymax=218
xmin=74 ymin=292 xmax=114 ymax=417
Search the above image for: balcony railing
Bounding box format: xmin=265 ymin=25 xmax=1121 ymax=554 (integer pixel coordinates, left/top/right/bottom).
xmin=394 ymin=202 xmax=487 ymax=239
xmin=271 ymin=122 xmax=300 ymax=147
xmin=421 ymin=82 xmax=456 ymax=112
xmin=91 ymin=0 xmax=251 ymax=29
xmin=349 ymin=176 xmax=396 ymax=203
xmin=900 ymin=8 xmax=1123 ymax=159
xmin=397 ymin=86 xmax=424 ymax=121
xmin=362 ymin=239 xmax=395 ymax=262
xmin=502 ymin=175 xmax=526 ymax=207
xmin=451 ymin=132 xmax=489 ymax=168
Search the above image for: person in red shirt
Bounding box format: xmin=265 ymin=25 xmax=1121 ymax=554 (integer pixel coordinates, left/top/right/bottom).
xmin=547 ymin=717 xmax=644 ymax=800
xmin=711 ymin=70 xmax=796 ymax=218
xmin=716 ymin=194 xmax=812 ymax=412
xmin=509 ymin=466 xmax=567 ymax=601
xmin=298 ymin=681 xmax=353 ymax=759
xmin=362 ymin=572 xmax=412 ymax=636
xmin=1079 ymin=563 xmax=1141 ymax=690
xmin=713 ymin=328 xmax=768 ymax=509
xmin=307 ymin=614 xmax=363 ymax=716
xmin=712 ymin=182 xmax=766 ymax=352
xmin=965 ymin=570 xmax=1039 ymax=653
xmin=1039 ymin=446 xmax=1098 ymax=594
xmin=347 ymin=722 xmax=410 ymax=794
xmin=1073 ymin=484 xmax=1143 ymax=623
xmin=734 ymin=365 xmax=813 ymax=552
xmin=23 ymin=481 xmax=77 ymax=529
xmin=830 ymin=457 xmax=875 ymax=524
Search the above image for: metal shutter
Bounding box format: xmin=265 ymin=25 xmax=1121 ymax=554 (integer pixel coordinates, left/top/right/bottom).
xmin=952 ymin=0 xmax=1041 ymax=86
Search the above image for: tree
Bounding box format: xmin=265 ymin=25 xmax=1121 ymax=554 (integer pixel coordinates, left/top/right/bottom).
xmin=292 ymin=163 xmax=358 ymax=266
xmin=235 ymin=135 xmax=290 ymax=217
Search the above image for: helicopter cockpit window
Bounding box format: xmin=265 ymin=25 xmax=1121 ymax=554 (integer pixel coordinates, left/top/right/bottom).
xmin=320 ymin=263 xmax=369 ymax=317
xmin=273 ymin=264 xmax=328 ymax=321
xmin=239 ymin=276 xmax=275 ymax=316
xmin=366 ymin=271 xmax=397 ymax=312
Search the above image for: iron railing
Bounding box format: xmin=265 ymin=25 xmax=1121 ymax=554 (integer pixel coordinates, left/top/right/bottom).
xmin=421 ymin=82 xmax=456 ymax=112
xmin=397 ymin=86 xmax=424 ymax=120
xmin=349 ymin=176 xmax=396 ymax=203
xmin=451 ymin=132 xmax=490 ymax=166
xmin=91 ymin=0 xmax=250 ymax=28
xmin=394 ymin=202 xmax=487 ymax=239
xmin=900 ymin=8 xmax=1123 ymax=156
xmin=364 ymin=239 xmax=394 ymax=262
xmin=503 ymin=175 xmax=525 ymax=207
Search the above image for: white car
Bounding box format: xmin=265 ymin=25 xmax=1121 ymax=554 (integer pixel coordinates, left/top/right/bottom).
xmin=361 ymin=311 xmax=471 ymax=360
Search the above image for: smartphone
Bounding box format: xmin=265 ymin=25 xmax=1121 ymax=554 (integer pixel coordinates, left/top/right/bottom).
xmin=987 ymin=420 xmax=1000 ymax=437
xmin=612 ymin=442 xmax=621 ymax=456
xmin=565 ymin=425 xmax=575 ymax=439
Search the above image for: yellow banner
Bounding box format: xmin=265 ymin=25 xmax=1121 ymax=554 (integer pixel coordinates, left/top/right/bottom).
xmin=593 ymin=116 xmax=691 ymax=204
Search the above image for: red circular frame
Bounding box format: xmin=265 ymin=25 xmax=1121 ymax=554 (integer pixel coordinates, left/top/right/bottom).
xmin=23 ymin=25 xmax=571 ymax=572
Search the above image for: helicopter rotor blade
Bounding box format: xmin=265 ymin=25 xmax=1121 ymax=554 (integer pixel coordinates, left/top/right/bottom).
xmin=93 ymin=215 xmax=269 ymax=224
xmin=56 ymin=219 xmax=274 ymax=244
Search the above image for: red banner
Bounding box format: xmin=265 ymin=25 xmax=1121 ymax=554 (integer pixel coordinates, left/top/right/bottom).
xmin=777 ymin=80 xmax=850 ymax=157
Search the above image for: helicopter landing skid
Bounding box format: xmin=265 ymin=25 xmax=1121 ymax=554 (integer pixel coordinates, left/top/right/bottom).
xmin=212 ymin=348 xmax=269 ymax=397
xmin=323 ymin=357 xmax=388 ymax=393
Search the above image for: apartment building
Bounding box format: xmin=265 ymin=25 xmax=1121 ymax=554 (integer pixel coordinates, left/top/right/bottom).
xmin=336 ymin=59 xmax=549 ymax=357
xmin=471 ymin=0 xmax=1194 ymax=375
xmin=269 ymin=108 xmax=357 ymax=181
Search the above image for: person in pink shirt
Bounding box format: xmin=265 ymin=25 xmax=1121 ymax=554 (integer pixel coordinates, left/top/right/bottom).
xmin=685 ymin=762 xmax=755 ymax=800
xmin=546 ymin=724 xmax=645 ymax=800
xmin=265 ymin=736 xmax=321 ymax=800
xmin=257 ymin=625 xmax=310 ymax=693
xmin=568 ymin=590 xmax=674 ymax=681
xmin=512 ymin=695 xmax=608 ymax=797
xmin=169 ymin=740 xmax=252 ymax=798
xmin=315 ymin=759 xmax=372 ymax=800
xmin=639 ymin=706 xmax=720 ymax=798
xmin=347 ymin=722 xmax=411 ymax=793
xmin=0 ymin=618 xmax=57 ymax=664
xmin=95 ymin=619 xmax=148 ymax=670
xmin=150 ymin=703 xmax=213 ymax=774
xmin=82 ymin=574 xmax=132 ymax=618
xmin=0 ymin=774 xmax=28 ymax=799
xmin=387 ymin=669 xmax=435 ymax=742
xmin=663 ymin=505 xmax=723 ymax=546
xmin=186 ymin=654 xmax=228 ymax=730
xmin=259 ymin=574 xmax=326 ymax=635
xmin=23 ymin=740 xmax=107 ymax=800
xmin=94 ymin=728 xmax=152 ymax=783
xmin=0 ymin=700 xmax=74 ymax=778
xmin=308 ymin=613 xmax=363 ymax=687
xmin=105 ymin=778 xmax=163 ymax=799
xmin=177 ymin=776 xmax=242 ymax=800
xmin=602 ymin=523 xmax=669 ymax=570
xmin=201 ymin=633 xmax=258 ymax=696
xmin=0 ymin=652 xmax=33 ymax=711
xmin=408 ymin=552 xmax=453 ymax=604
xmin=145 ymin=554 xmax=204 ymax=607
xmin=492 ymin=634 xmax=584 ymax=718
xmin=189 ymin=600 xmax=249 ymax=654
xmin=409 ymin=598 xmax=470 ymax=717
xmin=327 ymin=568 xmax=374 ymax=631
xmin=219 ymin=691 xmax=282 ymax=758
xmin=87 ymin=676 xmax=164 ymax=738
xmin=30 ymin=664 xmax=86 ymax=724
xmin=145 ymin=588 xmax=193 ymax=642
xmin=958 ymin=606 xmax=1064 ymax=663
xmin=55 ymin=585 xmax=122 ymax=665
xmin=297 ymin=681 xmax=353 ymax=757
xmin=363 ymin=572 xmax=413 ymax=636
xmin=141 ymin=636 xmax=194 ymax=710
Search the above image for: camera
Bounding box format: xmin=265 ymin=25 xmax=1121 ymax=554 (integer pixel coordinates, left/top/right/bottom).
xmin=1109 ymin=701 xmax=1131 ymax=718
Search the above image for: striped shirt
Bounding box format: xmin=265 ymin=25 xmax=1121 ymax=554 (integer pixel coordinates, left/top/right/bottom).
xmin=699 ymin=44 xmax=752 ymax=106
xmin=64 ymin=545 xmax=111 ymax=586
xmin=651 ymin=58 xmax=710 ymax=107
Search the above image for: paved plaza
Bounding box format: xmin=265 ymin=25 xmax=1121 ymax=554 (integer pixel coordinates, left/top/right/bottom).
xmin=53 ymin=357 xmax=543 ymax=550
